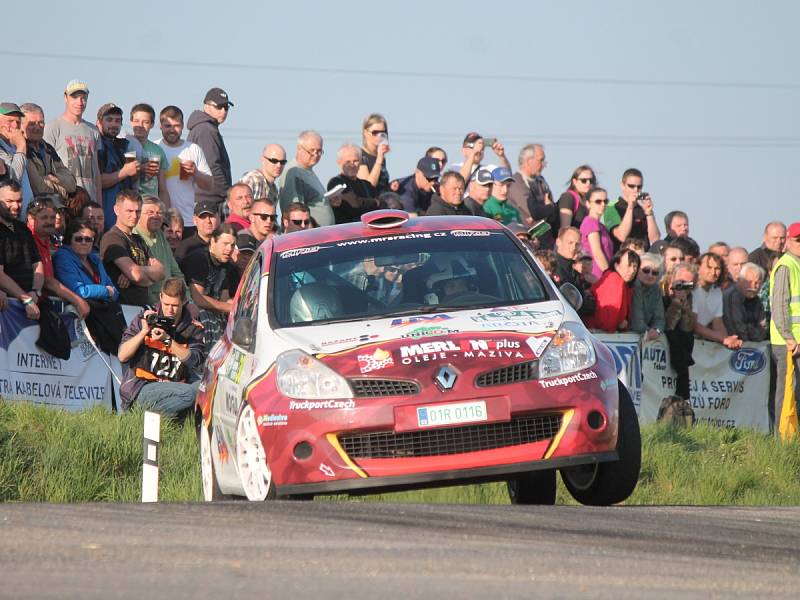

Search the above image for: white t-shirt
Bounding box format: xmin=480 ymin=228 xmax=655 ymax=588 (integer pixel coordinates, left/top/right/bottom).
xmin=157 ymin=139 xmax=212 ymax=225
xmin=692 ymin=285 xmax=723 ymax=327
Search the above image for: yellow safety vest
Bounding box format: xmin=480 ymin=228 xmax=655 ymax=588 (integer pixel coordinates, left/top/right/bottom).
xmin=769 ymin=253 xmax=800 ymax=345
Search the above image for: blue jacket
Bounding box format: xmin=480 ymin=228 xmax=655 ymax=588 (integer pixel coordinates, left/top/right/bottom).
xmin=53 ymin=246 xmax=120 ymax=301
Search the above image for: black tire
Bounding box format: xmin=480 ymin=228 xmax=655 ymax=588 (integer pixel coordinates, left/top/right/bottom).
xmin=196 ymin=409 xmax=230 ymax=501
xmin=561 ymin=384 xmax=642 ymax=506
xmin=507 ymin=469 xmax=557 ymax=505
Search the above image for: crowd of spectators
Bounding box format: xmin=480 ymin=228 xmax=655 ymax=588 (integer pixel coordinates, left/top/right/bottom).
xmin=0 ymin=82 xmax=797 ymax=428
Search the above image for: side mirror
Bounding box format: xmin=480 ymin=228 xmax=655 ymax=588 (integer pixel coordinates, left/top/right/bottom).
xmin=559 ymin=282 xmax=583 ymax=312
xmin=231 ymin=316 xmax=254 ymax=349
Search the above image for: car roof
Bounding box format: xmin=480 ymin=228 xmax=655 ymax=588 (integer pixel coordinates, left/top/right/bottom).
xmin=269 ymin=214 xmax=509 ymax=255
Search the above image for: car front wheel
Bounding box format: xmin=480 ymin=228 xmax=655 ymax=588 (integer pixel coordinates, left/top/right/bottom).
xmin=561 ymin=384 xmax=641 ymax=506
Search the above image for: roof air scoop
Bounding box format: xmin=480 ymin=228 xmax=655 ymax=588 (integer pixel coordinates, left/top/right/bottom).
xmin=361 ymin=209 xmax=410 ymax=229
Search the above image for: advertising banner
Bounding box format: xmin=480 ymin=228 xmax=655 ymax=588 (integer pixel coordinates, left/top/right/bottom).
xmin=595 ymin=333 xmax=642 ymax=412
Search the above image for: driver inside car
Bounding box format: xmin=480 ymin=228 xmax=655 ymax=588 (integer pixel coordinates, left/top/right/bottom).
xmin=422 ymin=259 xmax=478 ymax=304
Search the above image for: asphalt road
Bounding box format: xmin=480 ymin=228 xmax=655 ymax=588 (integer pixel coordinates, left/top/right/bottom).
xmin=1 ymin=502 xmax=799 ymax=599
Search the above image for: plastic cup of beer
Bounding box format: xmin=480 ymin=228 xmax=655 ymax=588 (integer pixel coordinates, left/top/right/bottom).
xmin=124 ymin=150 xmax=137 ymax=163
xmin=179 ymin=161 xmax=191 ymax=180
xmin=147 ymin=154 xmax=160 ymax=176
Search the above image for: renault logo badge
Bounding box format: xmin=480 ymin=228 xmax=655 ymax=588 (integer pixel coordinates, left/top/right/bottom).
xmin=435 ymin=365 xmax=458 ymax=390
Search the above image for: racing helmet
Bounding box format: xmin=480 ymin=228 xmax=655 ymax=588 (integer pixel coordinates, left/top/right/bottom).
xmin=289 ymin=283 xmax=343 ymax=323
xmin=426 ymin=260 xmax=478 ymax=299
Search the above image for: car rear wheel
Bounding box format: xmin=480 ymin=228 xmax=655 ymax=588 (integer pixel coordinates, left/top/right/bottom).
xmin=236 ymin=404 xmax=276 ymax=501
xmin=507 ymin=469 xmax=557 ymax=505
xmin=561 ymin=384 xmax=641 ymax=506
xmin=197 ymin=411 xmax=229 ymax=502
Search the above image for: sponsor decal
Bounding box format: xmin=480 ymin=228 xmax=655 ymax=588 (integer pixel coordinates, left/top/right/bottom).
xmin=197 ymin=380 xmax=207 ymax=393
xmin=321 ymin=333 xmax=380 ymax=347
xmin=398 ymin=338 xmax=526 ymax=365
xmin=335 ymin=232 xmax=447 ymax=247
xmin=213 ymin=425 xmax=230 ymax=464
xmin=729 ymin=348 xmax=766 ymax=375
xmin=319 ymin=463 xmax=335 ymax=477
xmin=390 ymin=314 xmax=454 ymax=327
xmin=538 ymin=370 xmax=598 ymax=388
xmin=450 ymin=229 xmax=491 ymax=237
xmin=223 ymin=387 xmax=240 ymax=416
xmin=470 ymin=308 xmax=561 ymax=331
xmin=256 ymin=414 xmax=288 ymax=427
xmin=525 ymin=335 xmax=551 ymax=358
xmin=289 ymin=399 xmax=356 ymax=411
xmin=401 ymin=325 xmax=459 ymax=339
xmin=279 ymin=246 xmax=321 ymax=259
xmin=357 ymin=347 xmax=394 ymax=373
xmin=599 ymin=377 xmax=618 ymax=391
xmin=642 ymin=341 xmax=668 ymax=372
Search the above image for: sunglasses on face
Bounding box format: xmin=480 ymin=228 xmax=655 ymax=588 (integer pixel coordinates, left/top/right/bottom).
xmin=369 ymin=129 xmax=387 ymax=136
xmin=384 ymin=266 xmax=400 ymax=273
xmin=73 ymin=235 xmax=94 ymax=244
xmin=302 ymin=147 xmax=323 ymax=156
xmin=640 ymin=267 xmax=658 ymax=276
xmin=291 ymin=218 xmax=310 ymax=226
xmin=252 ymin=212 xmax=277 ymax=221
xmin=197 ymin=213 xmax=216 ymax=220
xmin=577 ymin=177 xmax=595 ymax=184
xmin=264 ymin=156 xmax=288 ymax=165
xmin=625 ymin=183 xmax=643 ymax=190
xmin=592 ymin=199 xmax=609 ymax=205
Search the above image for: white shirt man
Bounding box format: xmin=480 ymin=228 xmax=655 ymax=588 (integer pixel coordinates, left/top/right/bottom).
xmin=157 ymin=105 xmax=213 ymax=228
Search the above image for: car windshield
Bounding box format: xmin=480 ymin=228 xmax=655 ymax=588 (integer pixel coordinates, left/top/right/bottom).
xmin=271 ymin=229 xmax=550 ymax=327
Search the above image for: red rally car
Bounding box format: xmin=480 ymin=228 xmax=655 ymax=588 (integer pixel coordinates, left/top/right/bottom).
xmin=196 ymin=210 xmax=641 ymax=505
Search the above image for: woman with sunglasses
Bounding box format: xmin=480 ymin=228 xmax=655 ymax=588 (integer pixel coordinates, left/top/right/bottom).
xmin=357 ymin=113 xmax=391 ymax=194
xmin=631 ymin=252 xmax=666 ymax=340
xmin=558 ymin=165 xmax=595 ymax=230
xmin=579 ymin=187 xmax=614 ymax=280
xmin=585 ymin=249 xmax=641 ymax=333
xmin=53 ymin=219 xmax=118 ymax=303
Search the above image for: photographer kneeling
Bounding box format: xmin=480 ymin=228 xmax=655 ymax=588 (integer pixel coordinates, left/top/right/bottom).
xmin=118 ymin=277 xmax=204 ymax=418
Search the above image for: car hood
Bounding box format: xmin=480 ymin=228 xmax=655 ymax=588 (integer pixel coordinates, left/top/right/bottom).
xmin=273 ymin=300 xmax=565 ymax=356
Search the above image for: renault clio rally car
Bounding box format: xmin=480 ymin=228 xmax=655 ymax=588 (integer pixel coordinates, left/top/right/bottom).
xmin=196 ymin=210 xmax=641 ymax=505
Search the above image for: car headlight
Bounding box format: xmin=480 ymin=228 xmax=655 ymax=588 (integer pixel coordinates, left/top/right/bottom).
xmin=538 ymin=322 xmax=596 ymax=378
xmin=276 ymin=350 xmax=353 ymax=400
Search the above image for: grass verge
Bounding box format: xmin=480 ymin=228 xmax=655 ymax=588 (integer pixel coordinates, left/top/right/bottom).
xmin=1 ymin=399 xmax=799 ymax=504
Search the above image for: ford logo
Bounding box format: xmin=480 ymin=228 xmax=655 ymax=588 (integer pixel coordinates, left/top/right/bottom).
xmin=729 ymin=348 xmax=766 ymax=375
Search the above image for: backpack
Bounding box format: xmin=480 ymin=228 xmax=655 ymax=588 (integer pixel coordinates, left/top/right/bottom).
xmin=657 ymin=395 xmax=695 ymax=427
xmin=566 ymin=189 xmax=581 ymax=214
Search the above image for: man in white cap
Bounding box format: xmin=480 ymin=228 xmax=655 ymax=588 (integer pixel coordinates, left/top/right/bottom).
xmin=0 ymin=102 xmax=34 ymax=215
xmin=43 ymin=80 xmax=102 ymax=204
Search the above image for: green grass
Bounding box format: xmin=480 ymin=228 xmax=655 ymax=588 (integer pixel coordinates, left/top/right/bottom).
xmin=1 ymin=399 xmax=799 ymax=504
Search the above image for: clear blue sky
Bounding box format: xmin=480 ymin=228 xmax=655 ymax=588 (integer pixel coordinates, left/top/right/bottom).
xmin=3 ymin=0 xmax=797 ymax=251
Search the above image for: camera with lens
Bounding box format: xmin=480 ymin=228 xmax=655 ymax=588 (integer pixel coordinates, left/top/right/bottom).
xmin=146 ymin=313 xmax=175 ymax=334
xmin=636 ymin=191 xmax=649 ymax=202
xmin=672 ymin=280 xmax=695 ymax=292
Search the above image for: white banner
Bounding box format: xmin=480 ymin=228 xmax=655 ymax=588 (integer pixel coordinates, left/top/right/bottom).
xmin=0 ymin=304 xmax=113 ymax=411
xmin=640 ymin=335 xmax=770 ymax=431
xmin=595 ymin=333 xmax=642 ymax=413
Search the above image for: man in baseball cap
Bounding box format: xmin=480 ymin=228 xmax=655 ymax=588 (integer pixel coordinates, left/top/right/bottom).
xmin=395 ymin=155 xmax=442 ymax=214
xmin=484 ymin=166 xmax=521 ymax=225
xmin=187 ymin=88 xmax=233 ymax=211
xmin=0 ymin=102 xmax=34 ymax=213
xmin=175 ymin=199 xmax=220 ymax=261
xmin=771 ymin=220 xmax=800 ymax=438
xmin=464 ymin=167 xmax=493 ymax=218
xmin=43 ymin=79 xmax=102 ymax=204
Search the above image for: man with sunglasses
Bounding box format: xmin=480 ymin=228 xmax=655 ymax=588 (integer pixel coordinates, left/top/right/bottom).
xmin=239 ymin=143 xmax=285 ymax=203
xmin=281 ymin=203 xmax=313 ymax=233
xmin=278 ymin=130 xmax=333 ymax=227
xmin=602 ymin=168 xmax=661 ymax=252
xmin=187 ymin=88 xmax=233 ymax=211
xmin=175 ymin=200 xmax=220 ymax=262
xmin=394 ymin=155 xmax=441 ymax=214
xmin=236 ymin=198 xmax=276 ymax=273
xmin=158 ymin=105 xmax=214 ymax=237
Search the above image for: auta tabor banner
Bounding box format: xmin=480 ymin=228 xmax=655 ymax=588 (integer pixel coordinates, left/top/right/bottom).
xmin=639 ymin=335 xmax=770 ymax=431
xmin=0 ymin=302 xmax=113 ymax=411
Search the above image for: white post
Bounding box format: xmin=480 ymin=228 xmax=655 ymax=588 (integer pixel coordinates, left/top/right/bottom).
xmin=142 ymin=411 xmax=161 ymax=503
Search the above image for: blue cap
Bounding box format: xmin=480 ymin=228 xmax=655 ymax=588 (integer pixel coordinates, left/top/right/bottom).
xmin=491 ymin=167 xmax=513 ymax=182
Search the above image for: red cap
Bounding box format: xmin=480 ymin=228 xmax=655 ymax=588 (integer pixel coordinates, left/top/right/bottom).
xmin=788 ymin=222 xmax=800 ymax=239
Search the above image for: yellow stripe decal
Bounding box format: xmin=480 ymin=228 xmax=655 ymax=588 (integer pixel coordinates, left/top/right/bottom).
xmin=326 ymin=433 xmax=368 ymax=479
xmin=543 ymin=409 xmax=574 ymax=459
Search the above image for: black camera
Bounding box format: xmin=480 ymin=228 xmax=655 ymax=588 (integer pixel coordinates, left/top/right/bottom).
xmin=672 ymin=280 xmax=695 ymax=291
xmin=146 ymin=313 xmax=175 ymax=334
xmin=636 ymin=191 xmax=649 ymax=202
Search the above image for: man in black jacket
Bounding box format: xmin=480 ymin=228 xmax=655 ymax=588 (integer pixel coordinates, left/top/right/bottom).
xmin=187 ymin=88 xmax=233 ymax=211
xmin=553 ymin=226 xmax=595 ymax=318
xmin=425 ymin=172 xmax=471 ymax=217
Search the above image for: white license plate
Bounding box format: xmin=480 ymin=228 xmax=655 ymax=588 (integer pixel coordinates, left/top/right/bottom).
xmin=416 ymin=401 xmax=487 ymax=428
